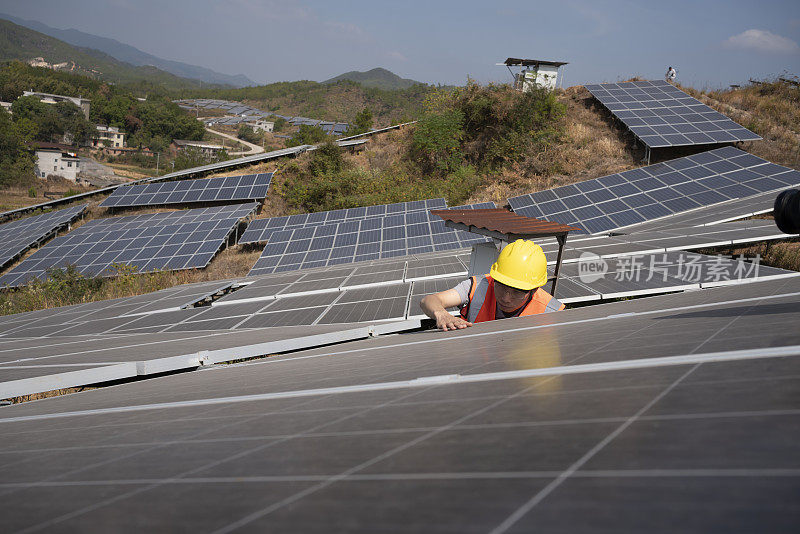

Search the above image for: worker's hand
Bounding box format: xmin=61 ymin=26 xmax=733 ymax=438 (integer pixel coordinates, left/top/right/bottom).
xmin=434 ymin=311 xmax=473 ymax=331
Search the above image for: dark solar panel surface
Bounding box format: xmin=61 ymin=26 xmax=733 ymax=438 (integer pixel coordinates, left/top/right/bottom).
xmin=585 ymin=80 xmax=761 ymax=148
xmin=100 ymin=174 xmax=272 ymax=208
xmin=0 ymin=205 xmax=86 ymax=271
xmin=248 ymin=210 xmax=488 ymax=276
xmin=239 ymin=199 xmax=448 ymax=244
xmin=1 ymin=276 xmax=798 ymax=532
xmin=0 ymin=203 xmax=257 ymax=288
xmin=508 ymin=147 xmax=800 ymax=234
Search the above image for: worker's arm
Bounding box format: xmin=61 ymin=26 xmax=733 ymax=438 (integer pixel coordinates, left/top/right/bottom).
xmin=420 ymin=289 xmax=473 ymax=331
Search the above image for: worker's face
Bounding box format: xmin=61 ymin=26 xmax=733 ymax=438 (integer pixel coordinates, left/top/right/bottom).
xmin=494 ymin=281 xmax=532 ymax=313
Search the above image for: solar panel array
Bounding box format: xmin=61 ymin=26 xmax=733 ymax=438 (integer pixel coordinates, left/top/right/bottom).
xmin=0 ymin=205 xmax=86 ymax=271
xmin=0 ymin=203 xmax=258 ymax=288
xmin=2 ymin=276 xmax=798 ymax=531
xmin=508 ymin=146 xmax=800 ymax=234
xmin=175 ymin=99 xmax=349 ymax=134
xmin=240 ymin=199 xmax=449 ymax=244
xmin=585 ymin=80 xmax=761 ymax=148
xmin=100 ymin=173 xmax=272 ymax=208
xmin=248 ymin=206 xmax=492 ymax=276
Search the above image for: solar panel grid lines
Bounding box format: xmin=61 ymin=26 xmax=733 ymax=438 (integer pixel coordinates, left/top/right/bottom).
xmin=100 ymin=173 xmax=273 ymax=208
xmin=2 ymin=278 xmax=799 ymax=532
xmin=585 ymin=80 xmax=761 ymax=149
xmin=239 ymin=198 xmax=449 ymax=244
xmin=0 ymin=203 xmax=258 ymax=288
xmin=0 ymin=205 xmax=86 ymax=272
xmin=508 ymin=147 xmax=800 ymax=235
xmin=247 ymin=207 xmax=490 ymax=276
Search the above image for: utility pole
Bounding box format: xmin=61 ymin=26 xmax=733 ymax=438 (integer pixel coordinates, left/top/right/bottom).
xmin=156 ymin=152 xmax=160 ymax=174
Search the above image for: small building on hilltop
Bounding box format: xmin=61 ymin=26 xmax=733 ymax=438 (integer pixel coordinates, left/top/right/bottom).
xmin=31 ymin=142 xmax=82 ymax=182
xmin=21 ymin=91 xmax=91 ymax=119
xmin=498 ymin=58 xmax=568 ymax=91
xmin=92 ymin=125 xmax=126 ymax=148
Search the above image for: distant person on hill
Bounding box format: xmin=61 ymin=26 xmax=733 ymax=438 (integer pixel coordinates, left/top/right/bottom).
xmin=666 ymin=66 xmax=677 ymax=83
xmin=420 ymin=240 xmax=564 ymax=331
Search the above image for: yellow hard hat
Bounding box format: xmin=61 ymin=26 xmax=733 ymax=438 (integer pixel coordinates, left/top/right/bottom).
xmin=489 ymin=239 xmax=548 ymax=291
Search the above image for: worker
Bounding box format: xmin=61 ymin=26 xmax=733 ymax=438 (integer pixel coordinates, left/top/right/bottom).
xmin=666 ymin=66 xmax=677 ymax=83
xmin=420 ymin=239 xmax=564 ymax=331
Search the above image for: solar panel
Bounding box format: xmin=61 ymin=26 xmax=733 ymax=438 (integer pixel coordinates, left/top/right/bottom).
xmin=100 ymin=174 xmax=272 ymax=208
xmin=508 ymin=147 xmax=800 ymax=235
xmin=0 ymin=205 xmax=86 ymax=272
xmin=247 ymin=208 xmax=489 ymax=276
xmin=0 ymin=203 xmax=258 ymax=288
xmin=584 ymin=80 xmax=761 ymax=148
xmin=1 ymin=276 xmax=797 ymax=532
xmin=239 ymin=199 xmax=449 ymax=244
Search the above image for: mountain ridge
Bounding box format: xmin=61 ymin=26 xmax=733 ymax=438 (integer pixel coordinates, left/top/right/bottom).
xmin=0 ymin=18 xmax=230 ymax=91
xmin=0 ymin=13 xmax=256 ymax=88
xmin=323 ymin=67 xmax=424 ymax=90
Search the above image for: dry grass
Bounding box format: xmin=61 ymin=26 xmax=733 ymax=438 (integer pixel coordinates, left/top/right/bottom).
xmin=699 ymin=239 xmax=800 ymax=273
xmin=0 ymin=177 xmax=94 ymax=212
xmin=4 ymin=385 xmax=98 ymax=404
xmin=483 ymin=86 xmax=640 ymax=204
xmin=682 ymin=80 xmax=800 ymax=170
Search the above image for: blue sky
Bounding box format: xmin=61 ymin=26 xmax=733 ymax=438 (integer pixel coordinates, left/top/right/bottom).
xmin=2 ymin=0 xmax=799 ymax=89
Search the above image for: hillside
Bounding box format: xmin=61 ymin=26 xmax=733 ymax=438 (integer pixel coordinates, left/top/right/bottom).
xmin=185 ymin=78 xmax=436 ymax=125
xmin=0 ymin=13 xmax=255 ymax=88
xmin=323 ymin=67 xmax=423 ymax=90
xmin=0 ymin=18 xmax=224 ymax=91
xmin=2 ymin=78 xmax=799 ymax=312
xmin=266 ymin=79 xmax=800 ymax=212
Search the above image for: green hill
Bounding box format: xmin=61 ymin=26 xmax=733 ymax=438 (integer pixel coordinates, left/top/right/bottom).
xmin=323 ymin=68 xmax=424 ymax=90
xmin=0 ymin=18 xmax=225 ymax=91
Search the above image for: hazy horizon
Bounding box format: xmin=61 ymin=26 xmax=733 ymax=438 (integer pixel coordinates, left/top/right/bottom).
xmin=1 ymin=0 xmax=799 ymax=90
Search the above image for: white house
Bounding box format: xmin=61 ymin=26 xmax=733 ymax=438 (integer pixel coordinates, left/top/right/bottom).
xmin=247 ymin=119 xmax=274 ymax=133
xmin=92 ymin=125 xmax=126 ymax=148
xmin=33 ymin=144 xmax=81 ymax=182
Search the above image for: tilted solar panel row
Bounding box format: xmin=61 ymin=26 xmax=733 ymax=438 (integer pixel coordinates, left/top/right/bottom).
xmin=248 ymin=208 xmax=490 ymax=276
xmin=508 ymin=147 xmax=800 ymax=234
xmin=0 ymin=203 xmax=258 ymax=288
xmin=101 ymin=173 xmax=272 ymax=208
xmin=585 ymin=80 xmax=761 ymax=148
xmin=0 ymin=205 xmax=87 ymax=271
xmin=239 ymin=199 xmax=449 ymax=244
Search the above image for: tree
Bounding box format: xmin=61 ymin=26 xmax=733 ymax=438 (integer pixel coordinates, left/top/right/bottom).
xmin=237 ymin=124 xmax=261 ymax=144
xmin=410 ymin=109 xmax=464 ymax=173
xmin=0 ymin=108 xmax=36 ymax=186
xmin=54 ymin=101 xmax=95 ymax=145
xmin=346 ymin=107 xmax=373 ymax=136
xmin=285 ymin=124 xmax=327 ymax=147
xmin=273 ymin=117 xmax=287 ymax=132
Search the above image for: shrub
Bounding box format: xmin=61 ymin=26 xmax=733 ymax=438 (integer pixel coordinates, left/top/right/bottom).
xmin=345 ymin=107 xmax=373 ymax=136
xmin=308 ymin=141 xmax=344 ymax=176
xmin=237 ymin=124 xmax=261 ymax=144
xmin=285 ymin=124 xmax=327 ymax=147
xmin=27 ymin=187 xmax=36 ymax=198
xmin=410 ymin=108 xmax=465 ymax=173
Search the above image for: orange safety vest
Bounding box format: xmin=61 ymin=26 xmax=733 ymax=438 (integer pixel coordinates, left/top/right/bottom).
xmin=459 ymin=275 xmax=565 ymax=323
